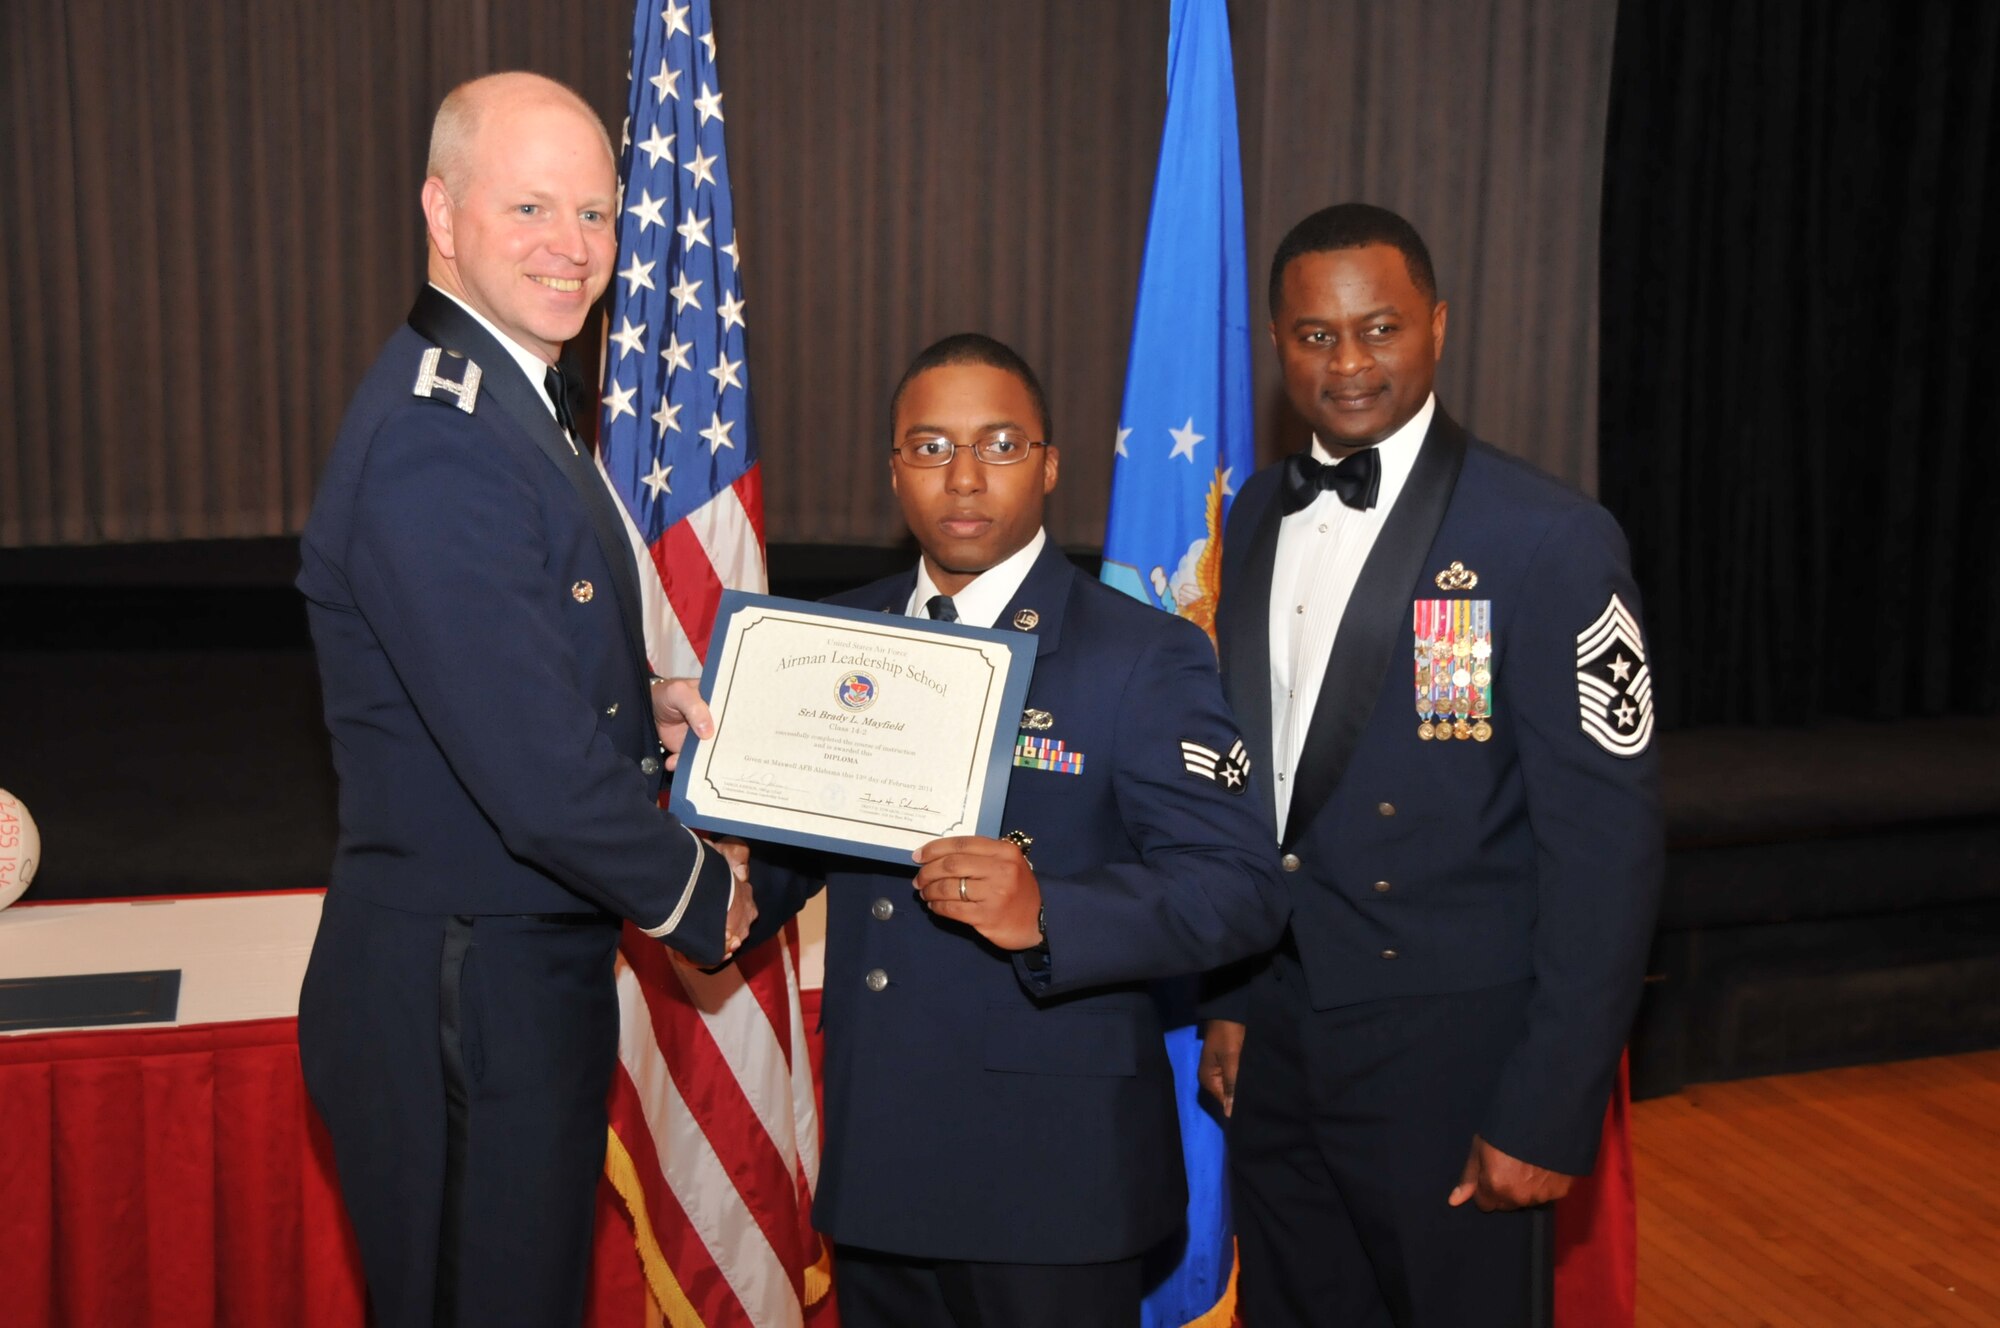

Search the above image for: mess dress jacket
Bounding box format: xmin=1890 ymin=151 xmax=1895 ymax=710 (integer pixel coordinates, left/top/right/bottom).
xmin=1207 ymin=411 xmax=1664 ymax=1174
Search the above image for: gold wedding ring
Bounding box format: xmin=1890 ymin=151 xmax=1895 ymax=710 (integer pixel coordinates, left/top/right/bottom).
xmin=958 ymin=877 xmax=969 ymax=902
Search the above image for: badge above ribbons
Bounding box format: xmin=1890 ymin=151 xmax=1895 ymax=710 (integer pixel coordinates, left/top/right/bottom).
xmin=1577 ymin=593 xmax=1653 ymax=756
xmin=1414 ymin=599 xmax=1494 ymax=741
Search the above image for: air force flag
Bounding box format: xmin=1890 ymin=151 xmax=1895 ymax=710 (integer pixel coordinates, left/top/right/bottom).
xmin=1098 ymin=2 xmax=1255 ymax=1324
xmin=1100 ymin=0 xmax=1255 ymax=652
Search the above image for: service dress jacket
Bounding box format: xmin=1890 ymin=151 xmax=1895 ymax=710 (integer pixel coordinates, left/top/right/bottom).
xmin=297 ymin=287 xmax=732 ymax=945
xmin=752 ymin=539 xmax=1288 ymax=1263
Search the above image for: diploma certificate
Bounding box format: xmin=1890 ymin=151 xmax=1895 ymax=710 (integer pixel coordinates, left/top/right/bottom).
xmin=668 ymin=591 xmax=1037 ymax=864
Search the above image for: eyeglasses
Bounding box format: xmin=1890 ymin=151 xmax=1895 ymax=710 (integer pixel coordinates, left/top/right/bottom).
xmin=891 ymin=431 xmax=1048 ymax=467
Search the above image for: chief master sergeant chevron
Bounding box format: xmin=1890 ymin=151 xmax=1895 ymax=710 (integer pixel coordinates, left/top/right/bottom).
xmin=295 ymin=72 xmax=753 ymax=1328
xmin=1197 ymin=203 xmax=1665 ymax=1327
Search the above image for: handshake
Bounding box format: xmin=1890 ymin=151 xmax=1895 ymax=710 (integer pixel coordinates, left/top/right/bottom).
xmin=708 ymin=834 xmax=758 ymax=962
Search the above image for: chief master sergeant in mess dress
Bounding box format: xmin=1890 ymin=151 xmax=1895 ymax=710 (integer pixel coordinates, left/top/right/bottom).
xmin=739 ymin=334 xmax=1289 ymax=1328
xmin=1198 ymin=203 xmax=1665 ymax=1327
xmin=294 ymin=72 xmax=753 ymax=1328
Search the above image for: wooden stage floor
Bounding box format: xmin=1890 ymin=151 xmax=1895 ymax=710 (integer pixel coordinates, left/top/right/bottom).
xmin=1633 ymin=1050 xmax=2000 ymax=1326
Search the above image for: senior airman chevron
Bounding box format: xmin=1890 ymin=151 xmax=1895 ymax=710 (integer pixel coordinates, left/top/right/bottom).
xmin=1576 ymin=592 xmax=1654 ymax=756
xmin=1180 ymin=738 xmax=1251 ymax=793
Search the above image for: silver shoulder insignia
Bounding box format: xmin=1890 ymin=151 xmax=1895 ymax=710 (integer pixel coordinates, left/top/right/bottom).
xmin=413 ymin=347 xmax=482 ymax=413
xmin=1576 ymin=593 xmax=1653 ymax=757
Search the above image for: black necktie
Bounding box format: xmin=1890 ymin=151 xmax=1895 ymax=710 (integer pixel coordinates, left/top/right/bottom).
xmin=544 ymin=364 xmax=584 ymax=447
xmin=926 ymin=594 xmax=959 ymax=623
xmin=1280 ymin=447 xmax=1382 ymax=514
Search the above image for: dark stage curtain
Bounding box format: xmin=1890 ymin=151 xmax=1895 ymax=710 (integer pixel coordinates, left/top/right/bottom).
xmin=1599 ymin=1 xmax=2000 ymax=726
xmin=0 ymin=0 xmax=1164 ymax=550
xmin=1236 ymin=0 xmax=1619 ymax=491
xmin=0 ymin=0 xmax=641 ymax=547
xmin=4 ymin=0 xmax=1615 ymax=549
xmin=716 ymin=1 xmax=1166 ymax=548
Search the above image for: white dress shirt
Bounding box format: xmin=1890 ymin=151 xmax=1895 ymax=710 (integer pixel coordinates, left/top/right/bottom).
xmin=436 ymin=284 xmax=661 ymax=603
xmin=905 ymin=528 xmax=1048 ymax=627
xmin=1267 ymin=394 xmax=1436 ymax=837
xmin=433 ymin=285 xmax=570 ymax=428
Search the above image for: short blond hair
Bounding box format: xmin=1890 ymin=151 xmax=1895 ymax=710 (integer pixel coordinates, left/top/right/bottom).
xmin=426 ymin=71 xmax=615 ymax=200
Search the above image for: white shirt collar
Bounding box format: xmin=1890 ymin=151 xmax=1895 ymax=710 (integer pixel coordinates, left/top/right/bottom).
xmin=1307 ymin=391 xmax=1436 ymax=516
xmin=431 ymin=284 xmax=561 ymax=419
xmin=906 ymin=528 xmax=1048 ymax=628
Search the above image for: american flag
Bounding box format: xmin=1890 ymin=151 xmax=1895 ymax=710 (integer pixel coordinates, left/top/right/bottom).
xmin=595 ymin=2 xmax=830 ymax=1324
xmin=599 ymin=0 xmax=765 ymax=672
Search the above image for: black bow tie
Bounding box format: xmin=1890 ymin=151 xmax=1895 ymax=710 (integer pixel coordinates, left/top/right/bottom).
xmin=1280 ymin=447 xmax=1381 ymax=514
xmin=544 ymin=364 xmax=586 ymax=441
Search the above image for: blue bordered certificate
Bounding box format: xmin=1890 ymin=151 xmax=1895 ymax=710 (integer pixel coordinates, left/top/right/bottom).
xmin=668 ymin=591 xmax=1037 ymax=865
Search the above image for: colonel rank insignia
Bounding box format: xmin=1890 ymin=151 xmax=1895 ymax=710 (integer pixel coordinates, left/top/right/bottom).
xmin=1414 ymin=599 xmax=1494 ymax=741
xmin=1181 ymin=739 xmax=1251 ymax=794
xmin=1576 ymin=593 xmax=1654 ymax=756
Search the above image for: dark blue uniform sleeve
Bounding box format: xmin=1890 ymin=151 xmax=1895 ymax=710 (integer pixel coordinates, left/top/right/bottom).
xmin=1021 ymin=618 xmax=1288 ymax=996
xmin=1478 ymin=504 xmax=1664 ymax=1174
xmin=343 ymin=405 xmax=734 ymax=961
xmin=741 ymin=843 xmax=827 ymax=953
xmin=1194 ymin=953 xmax=1266 ymax=1024
xmin=1195 ymin=473 xmax=1283 ymax=1025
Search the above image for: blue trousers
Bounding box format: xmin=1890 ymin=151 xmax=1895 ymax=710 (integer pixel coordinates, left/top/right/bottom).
xmin=300 ymin=892 xmax=621 ymax=1328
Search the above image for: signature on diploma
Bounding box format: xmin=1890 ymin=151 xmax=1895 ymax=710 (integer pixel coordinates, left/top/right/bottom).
xmin=858 ymin=792 xmax=941 ymax=817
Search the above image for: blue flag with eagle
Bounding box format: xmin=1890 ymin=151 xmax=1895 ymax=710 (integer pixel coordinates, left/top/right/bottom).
xmin=1099 ymin=0 xmax=1254 ymax=1324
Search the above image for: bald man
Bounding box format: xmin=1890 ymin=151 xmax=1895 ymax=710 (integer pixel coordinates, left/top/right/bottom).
xmin=297 ymin=73 xmax=752 ymax=1327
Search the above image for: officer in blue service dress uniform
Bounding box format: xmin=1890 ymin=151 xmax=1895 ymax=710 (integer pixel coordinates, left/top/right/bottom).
xmin=743 ymin=335 xmax=1288 ymax=1328
xmin=295 ymin=74 xmax=748 ymax=1328
xmin=1198 ymin=204 xmax=1665 ymax=1327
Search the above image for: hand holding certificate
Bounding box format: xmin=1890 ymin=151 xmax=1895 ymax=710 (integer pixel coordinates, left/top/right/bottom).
xmin=669 ymin=591 xmax=1036 ymax=864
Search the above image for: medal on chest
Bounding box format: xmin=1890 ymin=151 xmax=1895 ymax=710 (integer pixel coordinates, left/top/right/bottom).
xmin=1414 ymin=598 xmax=1494 ymax=741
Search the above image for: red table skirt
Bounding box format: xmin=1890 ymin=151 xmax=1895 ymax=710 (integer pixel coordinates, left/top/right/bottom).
xmin=0 ymin=1018 xmax=365 ymax=1328
xmin=0 ymin=1016 xmax=689 ymax=1328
